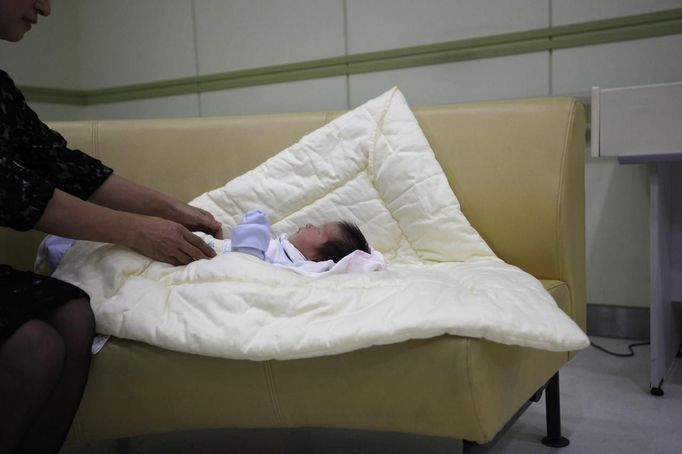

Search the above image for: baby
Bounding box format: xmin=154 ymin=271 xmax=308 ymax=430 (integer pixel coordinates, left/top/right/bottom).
xmin=202 ymin=209 xmax=370 ymax=265
xmin=36 ymin=210 xmax=372 ymax=274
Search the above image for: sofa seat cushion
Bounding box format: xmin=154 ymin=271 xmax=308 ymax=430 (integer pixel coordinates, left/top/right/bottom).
xmin=68 ymin=311 xmax=567 ymax=445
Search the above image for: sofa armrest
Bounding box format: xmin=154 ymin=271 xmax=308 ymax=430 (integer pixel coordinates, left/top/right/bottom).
xmin=414 ymin=98 xmax=586 ymax=330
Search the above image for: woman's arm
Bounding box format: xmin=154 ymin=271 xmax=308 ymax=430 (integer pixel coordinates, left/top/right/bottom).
xmin=89 ymin=174 xmax=223 ymax=238
xmin=35 ymin=189 xmax=217 ymax=265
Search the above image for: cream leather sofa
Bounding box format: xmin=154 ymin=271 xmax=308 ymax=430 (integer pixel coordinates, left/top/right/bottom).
xmin=0 ymin=96 xmax=586 ymax=452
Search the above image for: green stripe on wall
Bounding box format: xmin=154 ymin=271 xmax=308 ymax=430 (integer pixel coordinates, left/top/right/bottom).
xmin=20 ymin=8 xmax=682 ymax=106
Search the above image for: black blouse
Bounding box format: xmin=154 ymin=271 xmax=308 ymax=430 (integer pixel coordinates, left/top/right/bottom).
xmin=0 ymin=69 xmax=113 ymax=231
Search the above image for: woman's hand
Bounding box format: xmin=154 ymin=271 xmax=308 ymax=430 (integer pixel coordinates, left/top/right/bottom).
xmin=37 ymin=189 xmax=217 ymax=266
xmin=127 ymin=217 xmax=217 ymax=266
xmin=170 ymin=203 xmax=224 ymax=239
xmin=89 ymin=175 xmax=224 ymax=239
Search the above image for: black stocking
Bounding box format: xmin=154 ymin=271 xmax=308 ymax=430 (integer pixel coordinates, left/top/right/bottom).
xmin=0 ymin=297 xmax=94 ymax=454
xmin=0 ymin=319 xmax=65 ymax=453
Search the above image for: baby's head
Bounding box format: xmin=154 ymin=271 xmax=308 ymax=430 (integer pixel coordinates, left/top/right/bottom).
xmin=288 ymin=221 xmax=370 ymax=262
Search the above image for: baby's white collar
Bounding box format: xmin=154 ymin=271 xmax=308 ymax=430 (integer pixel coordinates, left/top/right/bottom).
xmin=279 ymin=234 xmax=307 ymax=263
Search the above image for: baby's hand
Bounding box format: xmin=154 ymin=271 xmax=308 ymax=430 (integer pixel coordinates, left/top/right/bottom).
xmin=242 ymin=209 xmax=270 ymax=228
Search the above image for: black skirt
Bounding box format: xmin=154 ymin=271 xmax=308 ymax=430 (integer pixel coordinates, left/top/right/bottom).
xmin=0 ymin=264 xmax=88 ymax=344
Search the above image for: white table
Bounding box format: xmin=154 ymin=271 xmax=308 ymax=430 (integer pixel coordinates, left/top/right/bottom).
xmin=592 ymin=82 xmax=682 ymax=395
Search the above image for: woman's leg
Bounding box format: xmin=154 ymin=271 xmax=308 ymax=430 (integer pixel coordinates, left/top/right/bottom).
xmin=15 ymin=297 xmax=95 ymax=453
xmin=0 ymin=319 xmax=65 ymax=453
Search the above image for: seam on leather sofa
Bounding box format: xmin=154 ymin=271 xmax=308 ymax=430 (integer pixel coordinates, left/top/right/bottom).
xmin=262 ymin=360 xmax=286 ymax=425
xmin=555 ymin=99 xmax=577 ymax=321
xmin=544 ymin=280 xmax=574 ymax=362
xmin=554 ymin=99 xmax=572 ymax=282
xmin=464 ymin=337 xmax=485 ymax=441
xmin=543 ymin=280 xmax=566 ymax=293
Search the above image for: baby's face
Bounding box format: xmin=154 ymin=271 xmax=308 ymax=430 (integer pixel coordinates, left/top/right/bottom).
xmin=289 ymin=222 xmax=341 ymax=261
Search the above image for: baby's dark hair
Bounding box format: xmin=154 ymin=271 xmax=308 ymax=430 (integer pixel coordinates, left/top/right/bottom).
xmin=317 ymin=221 xmax=370 ymax=262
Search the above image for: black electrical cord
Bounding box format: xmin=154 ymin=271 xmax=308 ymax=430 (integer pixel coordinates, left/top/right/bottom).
xmin=590 ymin=340 xmax=650 ymax=357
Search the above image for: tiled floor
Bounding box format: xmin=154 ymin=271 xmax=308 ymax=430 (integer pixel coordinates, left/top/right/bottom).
xmin=491 ymin=337 xmax=682 ymax=454
xmin=62 ymin=337 xmax=682 ymax=454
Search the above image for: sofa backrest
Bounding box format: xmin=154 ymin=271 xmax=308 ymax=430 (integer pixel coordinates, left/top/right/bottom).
xmin=0 ymin=97 xmax=585 ymax=328
xmin=414 ymin=98 xmax=586 ymax=330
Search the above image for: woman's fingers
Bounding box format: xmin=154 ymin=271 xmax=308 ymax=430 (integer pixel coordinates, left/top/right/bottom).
xmin=163 ymin=232 xmax=214 ymax=265
xmin=182 ymin=229 xmax=216 ymax=260
xmin=172 ymin=203 xmax=223 ymax=239
xmin=130 ymin=218 xmax=217 ymax=265
xmin=197 ymin=208 xmax=223 ymax=238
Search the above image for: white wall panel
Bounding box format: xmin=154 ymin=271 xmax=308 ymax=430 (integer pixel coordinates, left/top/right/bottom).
xmin=347 ymin=0 xmax=548 ymax=54
xmin=585 ymin=152 xmax=650 ymax=306
xmin=0 ymin=0 xmax=81 ymax=88
xmin=349 ymin=53 xmax=550 ymax=107
xmin=552 ymin=0 xmax=682 ymax=26
xmin=79 ymin=0 xmax=197 ymax=89
xmin=85 ymin=95 xmax=200 ymax=120
xmin=194 ymin=0 xmax=346 ymax=74
xmin=553 ymin=35 xmax=682 ymax=95
xmin=200 ymin=77 xmax=347 ymax=116
xmin=30 ymin=103 xmax=85 ymax=122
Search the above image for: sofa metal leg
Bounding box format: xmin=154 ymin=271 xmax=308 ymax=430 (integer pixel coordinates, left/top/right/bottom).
xmin=541 ymin=372 xmax=570 ymax=448
xmin=463 ymin=371 xmax=571 ymax=453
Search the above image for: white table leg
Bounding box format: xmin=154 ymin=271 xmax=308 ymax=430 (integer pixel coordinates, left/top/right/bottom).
xmin=649 ymin=163 xmax=682 ymax=395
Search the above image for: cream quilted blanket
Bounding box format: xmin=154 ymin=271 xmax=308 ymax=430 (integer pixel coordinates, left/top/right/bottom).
xmin=53 ymin=88 xmax=590 ymax=360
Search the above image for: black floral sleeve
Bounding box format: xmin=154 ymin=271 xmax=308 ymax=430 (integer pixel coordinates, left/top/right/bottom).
xmin=0 ymin=69 xmax=113 ymax=231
